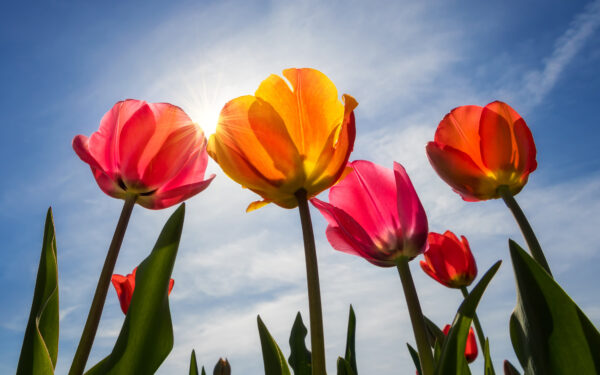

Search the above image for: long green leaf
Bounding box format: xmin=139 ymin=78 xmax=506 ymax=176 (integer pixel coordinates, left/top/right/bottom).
xmin=503 ymin=360 xmax=521 ymax=375
xmin=435 ymin=260 xmax=502 ymax=375
xmin=85 ymin=204 xmax=185 ymax=374
xmin=509 ymin=240 xmax=600 ymax=374
xmin=288 ymin=312 xmax=311 ymax=375
xmin=342 ymin=305 xmax=357 ymax=374
xmin=190 ymin=350 xmax=199 ymax=375
xmin=336 ymin=357 xmax=356 ymax=375
xmin=423 ymin=316 xmax=445 ymax=349
xmin=257 ymin=315 xmax=291 ymax=375
xmin=407 ymin=343 xmax=422 ymax=375
xmin=17 ymin=208 xmax=59 ymax=375
xmin=484 ymin=338 xmax=495 ymax=375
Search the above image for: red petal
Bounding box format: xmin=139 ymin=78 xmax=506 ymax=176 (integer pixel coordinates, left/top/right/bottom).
xmin=479 ymin=102 xmax=515 ymax=172
xmin=435 ymin=105 xmax=484 ymax=168
xmin=426 ymin=142 xmax=494 ymax=201
xmin=118 ymin=104 xmax=157 ymax=186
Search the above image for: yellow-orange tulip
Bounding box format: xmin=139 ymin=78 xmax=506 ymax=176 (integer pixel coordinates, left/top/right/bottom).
xmin=207 ymin=68 xmax=358 ymax=211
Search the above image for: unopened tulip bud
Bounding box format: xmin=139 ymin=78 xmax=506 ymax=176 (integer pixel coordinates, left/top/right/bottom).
xmin=213 ymin=358 xmax=231 ymax=375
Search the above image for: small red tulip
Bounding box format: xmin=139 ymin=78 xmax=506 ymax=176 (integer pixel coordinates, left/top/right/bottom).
xmin=420 ymin=231 xmax=477 ymax=288
xmin=111 ymin=267 xmax=174 ymax=314
xmin=73 ymin=99 xmax=215 ymax=209
xmin=426 ymin=101 xmax=536 ymax=201
xmin=443 ymin=324 xmax=478 ymax=363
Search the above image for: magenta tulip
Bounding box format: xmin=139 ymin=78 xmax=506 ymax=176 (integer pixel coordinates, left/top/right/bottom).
xmin=312 ymin=160 xmax=428 ymax=266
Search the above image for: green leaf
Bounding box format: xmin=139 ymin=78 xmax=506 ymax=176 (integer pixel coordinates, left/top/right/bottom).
xmin=202 ymin=366 xmax=206 ymax=375
xmin=484 ymin=339 xmax=495 ymax=375
xmin=336 ymin=357 xmax=356 ymax=375
xmin=85 ymin=204 xmax=186 ymax=374
xmin=288 ymin=312 xmax=311 ymax=375
xmin=424 ymin=316 xmax=445 ymax=349
xmin=343 ymin=305 xmax=357 ymax=374
xmin=435 ymin=260 xmax=502 ymax=375
xmin=509 ymin=240 xmax=600 ymax=374
xmin=257 ymin=315 xmax=291 ymax=375
xmin=190 ymin=350 xmax=199 ymax=375
xmin=407 ymin=343 xmax=422 ymax=375
xmin=503 ymin=360 xmax=521 ymax=375
xmin=17 ymin=208 xmax=59 ymax=375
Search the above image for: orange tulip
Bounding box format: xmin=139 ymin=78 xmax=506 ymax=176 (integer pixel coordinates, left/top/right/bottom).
xmin=426 ymin=101 xmax=536 ymax=201
xmin=207 ymin=68 xmax=357 ymax=211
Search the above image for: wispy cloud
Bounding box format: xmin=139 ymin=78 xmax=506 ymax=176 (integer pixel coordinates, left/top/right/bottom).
xmin=523 ymin=0 xmax=600 ymax=106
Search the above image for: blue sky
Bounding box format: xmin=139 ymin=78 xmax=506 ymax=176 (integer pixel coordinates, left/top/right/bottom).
xmin=1 ymin=0 xmax=600 ymax=373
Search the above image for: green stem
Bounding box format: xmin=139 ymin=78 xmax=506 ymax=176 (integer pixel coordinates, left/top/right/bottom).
xmin=397 ymin=258 xmax=435 ymax=375
xmin=498 ymin=185 xmax=552 ymax=277
xmin=460 ymin=287 xmax=488 ymax=358
xmin=295 ymin=190 xmax=327 ymax=375
xmin=69 ymin=193 xmax=137 ymax=375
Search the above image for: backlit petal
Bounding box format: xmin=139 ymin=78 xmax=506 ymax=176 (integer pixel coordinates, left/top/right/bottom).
xmin=426 ymin=142 xmax=494 ymax=201
xmin=118 ymin=104 xmax=157 ymax=187
xmin=480 ymin=102 xmax=515 ymax=172
xmin=435 ymin=105 xmax=485 ymax=169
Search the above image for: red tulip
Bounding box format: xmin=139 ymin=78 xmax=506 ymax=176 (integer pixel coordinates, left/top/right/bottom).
xmin=111 ymin=267 xmax=174 ymax=314
xmin=426 ymin=101 xmax=536 ymax=201
xmin=312 ymin=160 xmax=428 ymax=266
xmin=73 ymin=99 xmax=215 ymax=209
xmin=420 ymin=231 xmax=477 ymax=288
xmin=443 ymin=324 xmax=478 ymax=363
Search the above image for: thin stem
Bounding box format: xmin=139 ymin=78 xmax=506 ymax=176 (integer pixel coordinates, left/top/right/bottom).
xmin=295 ymin=189 xmax=326 ymax=375
xmin=498 ymin=185 xmax=552 ymax=277
xmin=397 ymin=258 xmax=435 ymax=375
xmin=460 ymin=287 xmax=488 ymax=358
xmin=69 ymin=193 xmax=137 ymax=375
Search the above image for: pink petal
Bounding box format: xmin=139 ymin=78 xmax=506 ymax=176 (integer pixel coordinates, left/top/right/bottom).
xmin=394 ymin=162 xmax=428 ymax=255
xmin=328 ymin=160 xmax=399 ymax=242
xmin=118 ymin=104 xmax=157 ymax=187
xmin=143 ymin=174 xmax=215 ymax=209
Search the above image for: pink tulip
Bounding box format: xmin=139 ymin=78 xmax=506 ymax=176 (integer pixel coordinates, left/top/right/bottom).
xmin=73 ymin=99 xmax=215 ymax=209
xmin=312 ymin=160 xmax=428 ymax=266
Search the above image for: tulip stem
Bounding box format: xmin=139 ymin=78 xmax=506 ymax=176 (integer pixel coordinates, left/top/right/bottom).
xmin=498 ymin=185 xmax=552 ymax=277
xmin=460 ymin=287 xmax=490 ymax=363
xmin=69 ymin=193 xmax=137 ymax=375
xmin=295 ymin=189 xmax=327 ymax=375
xmin=397 ymin=257 xmax=435 ymax=375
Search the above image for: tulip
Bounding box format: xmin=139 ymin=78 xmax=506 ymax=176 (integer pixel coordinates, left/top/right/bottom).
xmin=213 ymin=358 xmax=231 ymax=375
xmin=420 ymin=231 xmax=477 ymax=288
xmin=111 ymin=267 xmax=174 ymax=314
xmin=313 ymin=160 xmax=434 ymax=374
xmin=70 ymin=99 xmax=212 ymax=374
xmin=426 ymin=101 xmax=552 ymax=276
xmin=73 ymin=99 xmax=215 ymax=209
xmin=207 ymin=67 xmax=357 ymax=212
xmin=312 ymin=160 xmax=428 ymax=266
xmin=426 ymin=101 xmax=536 ymax=202
xmin=208 ymin=68 xmax=357 ymax=375
xmin=443 ymin=324 xmax=478 ymax=363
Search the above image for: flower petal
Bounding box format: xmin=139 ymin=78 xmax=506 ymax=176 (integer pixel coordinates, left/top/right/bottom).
xmin=118 ymin=104 xmax=157 ymax=187
xmin=255 ymin=68 xmax=345 ymax=161
xmin=327 ymin=160 xmax=398 ymax=242
xmin=141 ymin=174 xmax=215 ymax=209
xmin=513 ymin=114 xmax=537 ymax=175
xmin=435 ymin=105 xmax=485 ymax=169
xmin=394 ymin=162 xmax=428 ymax=255
xmin=307 ymin=94 xmax=358 ymax=196
xmin=479 ymin=101 xmax=515 ymax=172
xmin=426 ymin=142 xmax=494 ymax=201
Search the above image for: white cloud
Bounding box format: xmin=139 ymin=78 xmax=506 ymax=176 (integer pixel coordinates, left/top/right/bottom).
xmin=523 ymin=0 xmax=600 ymax=106
xmin=12 ymin=1 xmax=600 ymax=374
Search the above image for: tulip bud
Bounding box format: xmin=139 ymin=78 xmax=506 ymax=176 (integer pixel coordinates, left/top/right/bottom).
xmin=213 ymin=358 xmax=231 ymax=375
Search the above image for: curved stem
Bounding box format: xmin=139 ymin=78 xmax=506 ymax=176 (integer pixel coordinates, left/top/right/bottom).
xmin=397 ymin=257 xmax=435 ymax=375
xmin=498 ymin=185 xmax=552 ymax=277
xmin=69 ymin=193 xmax=137 ymax=375
xmin=295 ymin=190 xmax=326 ymax=375
xmin=460 ymin=287 xmax=488 ymax=357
